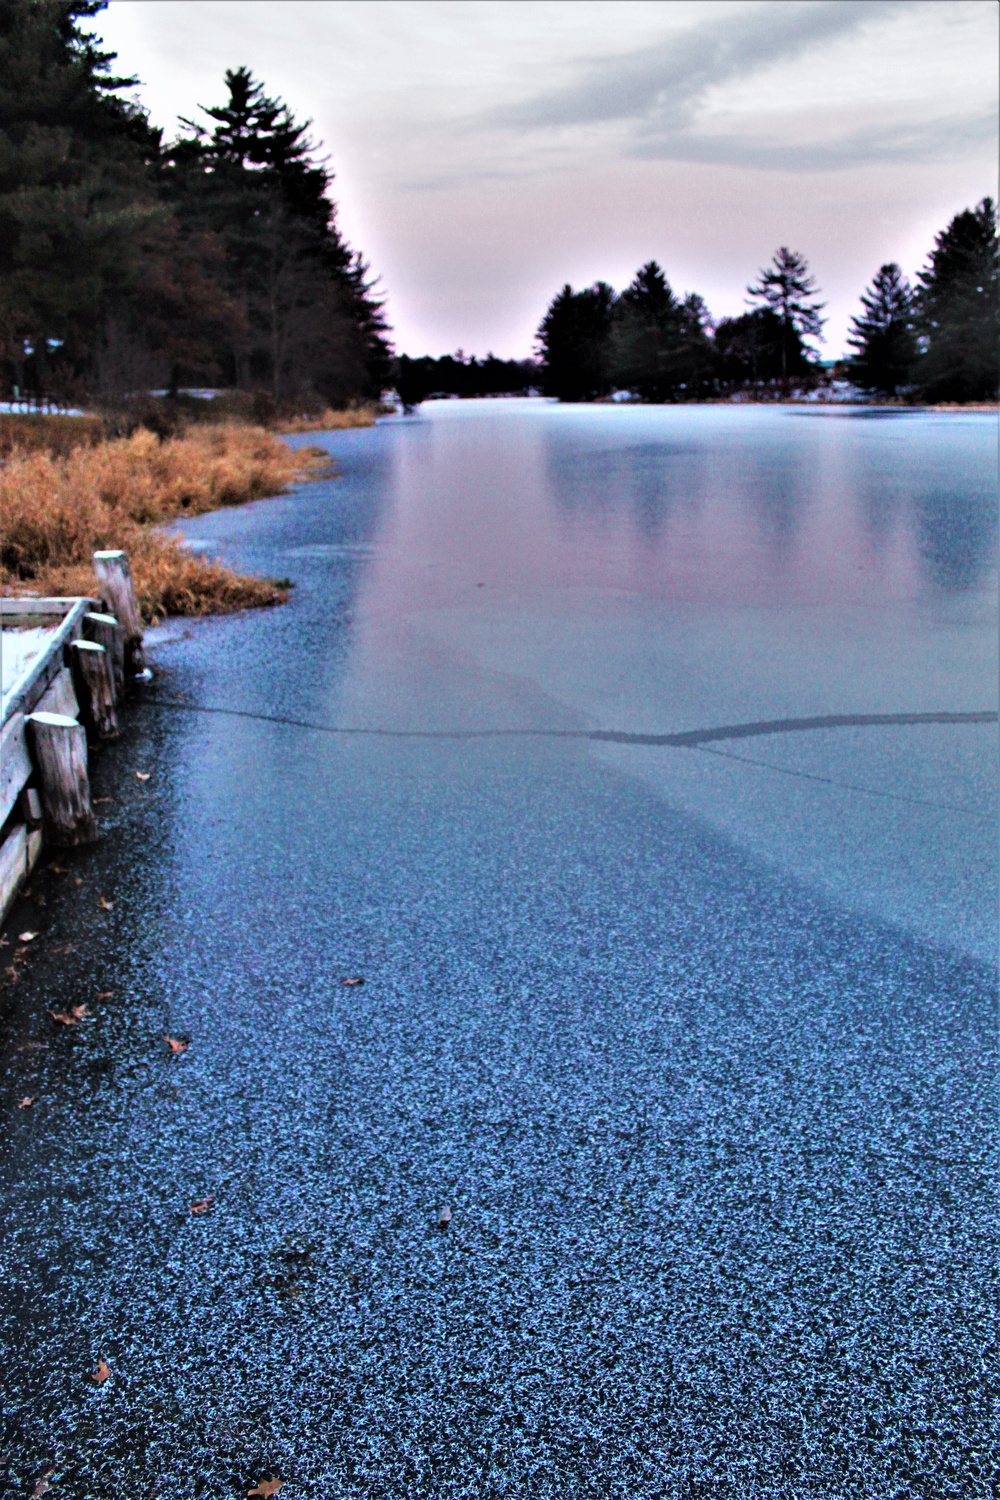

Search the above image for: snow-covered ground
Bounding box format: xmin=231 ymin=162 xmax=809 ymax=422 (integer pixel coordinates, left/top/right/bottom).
xmin=1 ymin=624 xmax=61 ymax=716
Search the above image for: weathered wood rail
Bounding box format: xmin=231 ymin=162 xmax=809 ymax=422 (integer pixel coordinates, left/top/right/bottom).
xmin=0 ymin=551 xmax=144 ymax=924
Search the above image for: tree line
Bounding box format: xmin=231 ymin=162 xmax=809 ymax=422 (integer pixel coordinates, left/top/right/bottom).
xmin=394 ymin=352 xmax=537 ymax=409
xmin=0 ymin=0 xmax=392 ymax=409
xmin=534 ymin=202 xmax=998 ymax=405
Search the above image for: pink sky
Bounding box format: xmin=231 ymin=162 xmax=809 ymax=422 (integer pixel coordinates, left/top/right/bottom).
xmin=98 ymin=0 xmax=998 ymax=359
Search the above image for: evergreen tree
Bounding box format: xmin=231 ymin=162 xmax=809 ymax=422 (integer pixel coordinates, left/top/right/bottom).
xmin=0 ymin=11 xmax=391 ymax=406
xmin=713 ymin=308 xmax=786 ymax=389
xmin=746 ymin=247 xmax=824 ymax=385
xmin=610 ymin=262 xmax=677 ymax=401
xmin=845 ymin=263 xmax=916 ymax=397
xmin=0 ymin=0 xmax=162 ymax=395
xmin=914 ymin=199 xmax=998 ymax=402
xmin=673 ymin=292 xmax=716 ymax=398
xmin=164 ymin=67 xmax=391 ymax=402
xmin=609 ymin=263 xmax=714 ymax=401
xmin=536 ymin=282 xmax=616 ymax=401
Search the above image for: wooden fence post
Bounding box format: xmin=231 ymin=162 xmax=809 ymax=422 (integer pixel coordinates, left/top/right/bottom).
xmin=26 ymin=711 xmax=96 ymax=845
xmin=92 ymin=550 xmax=144 ymax=678
xmin=69 ymin=639 xmax=119 ymax=741
xmin=83 ymin=611 xmax=125 ymax=700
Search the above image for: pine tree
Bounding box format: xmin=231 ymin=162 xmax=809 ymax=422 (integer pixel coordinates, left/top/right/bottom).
xmin=536 ymin=282 xmax=616 ymax=401
xmin=610 ymin=263 xmax=714 ymax=401
xmin=746 ymin=247 xmax=824 ymax=387
xmin=0 ymin=0 xmax=160 ymax=395
xmin=165 ymin=67 xmax=390 ymax=402
xmin=713 ymin=309 xmax=785 ymax=389
xmin=610 ymin=262 xmax=676 ymax=401
xmin=845 ymin=263 xmax=916 ymax=397
xmin=914 ymin=199 xmax=999 ymax=402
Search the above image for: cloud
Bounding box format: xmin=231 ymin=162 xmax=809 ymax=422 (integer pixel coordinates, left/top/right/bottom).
xmin=631 ymin=107 xmax=1000 ymax=172
xmin=480 ymin=0 xmax=995 ymax=172
xmin=488 ymin=1 xmax=905 ymax=131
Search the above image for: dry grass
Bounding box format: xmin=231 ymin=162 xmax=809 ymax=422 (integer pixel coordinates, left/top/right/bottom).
xmin=0 ymin=412 xmax=103 ymax=459
xmin=279 ymin=404 xmax=382 ymax=433
xmin=1 ymin=424 xmax=325 ymax=619
xmin=928 ymin=401 xmax=1000 ymax=412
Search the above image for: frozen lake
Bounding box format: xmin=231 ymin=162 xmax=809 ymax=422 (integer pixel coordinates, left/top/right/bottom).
xmin=3 ymin=399 xmax=997 ymax=1496
xmin=276 ymin=399 xmax=997 ymax=961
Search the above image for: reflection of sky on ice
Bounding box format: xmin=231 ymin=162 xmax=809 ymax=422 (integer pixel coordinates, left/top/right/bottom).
xmin=336 ymin=401 xmax=997 ymax=961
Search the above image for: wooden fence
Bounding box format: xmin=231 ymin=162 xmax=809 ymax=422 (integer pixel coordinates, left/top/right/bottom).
xmin=0 ymin=551 xmax=144 ymax=925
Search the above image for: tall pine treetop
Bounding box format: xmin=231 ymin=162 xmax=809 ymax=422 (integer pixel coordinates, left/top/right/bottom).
xmin=174 ymin=65 xmax=334 ymax=235
xmin=914 ymin=198 xmax=998 ymax=401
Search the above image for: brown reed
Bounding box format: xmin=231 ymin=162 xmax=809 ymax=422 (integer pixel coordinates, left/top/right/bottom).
xmin=0 ymin=423 xmax=326 ymax=619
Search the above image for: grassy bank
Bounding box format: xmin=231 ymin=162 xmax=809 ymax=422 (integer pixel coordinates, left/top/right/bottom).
xmin=0 ymin=423 xmax=327 ymax=620
xmin=279 ymin=404 xmax=383 ymax=433
xmin=0 ymin=412 xmax=104 ymax=459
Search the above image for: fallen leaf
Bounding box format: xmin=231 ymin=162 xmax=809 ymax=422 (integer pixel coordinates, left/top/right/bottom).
xmin=17 ymin=1096 xmax=36 ymax=1109
xmin=247 ymin=1480 xmax=283 ymax=1497
xmin=92 ymin=1358 xmax=111 ymax=1384
xmin=31 ymin=1469 xmax=54 ymax=1498
xmin=49 ymin=1010 xmax=77 ymax=1026
xmin=98 ymin=896 xmax=114 ymax=911
xmin=60 ymin=944 xmax=76 ymax=956
xmin=71 ymin=1004 xmax=91 ymax=1021
xmin=96 ymin=990 xmax=114 ymax=1000
xmin=74 ymin=877 xmax=83 ymax=886
xmin=93 ymin=796 xmax=113 ymax=805
xmin=190 ymin=1195 xmax=215 ymax=1214
xmin=18 ymin=931 xmax=38 ymax=943
xmin=164 ymin=1034 xmax=189 ymax=1054
xmin=48 ymin=862 xmax=66 ymax=874
xmin=135 ymin=771 xmax=151 ymax=781
xmin=341 ymin=976 xmax=364 ymax=987
xmin=4 ymin=967 xmax=19 ymax=984
xmin=438 ymin=1204 xmax=452 ymax=1228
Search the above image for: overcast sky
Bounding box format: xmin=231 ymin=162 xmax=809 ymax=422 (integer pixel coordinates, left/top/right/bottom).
xmin=96 ymin=0 xmax=998 ymax=359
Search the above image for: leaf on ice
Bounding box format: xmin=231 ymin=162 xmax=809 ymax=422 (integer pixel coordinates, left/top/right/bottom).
xmin=164 ymin=1034 xmax=189 ymax=1054
xmin=247 ymin=1480 xmax=283 ymax=1497
xmin=92 ymin=1359 xmax=111 ymax=1384
xmin=190 ymin=1196 xmax=215 ymax=1214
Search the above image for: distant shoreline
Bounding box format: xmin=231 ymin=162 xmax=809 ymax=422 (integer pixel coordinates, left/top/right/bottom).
xmin=409 ymin=392 xmax=999 ymax=412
